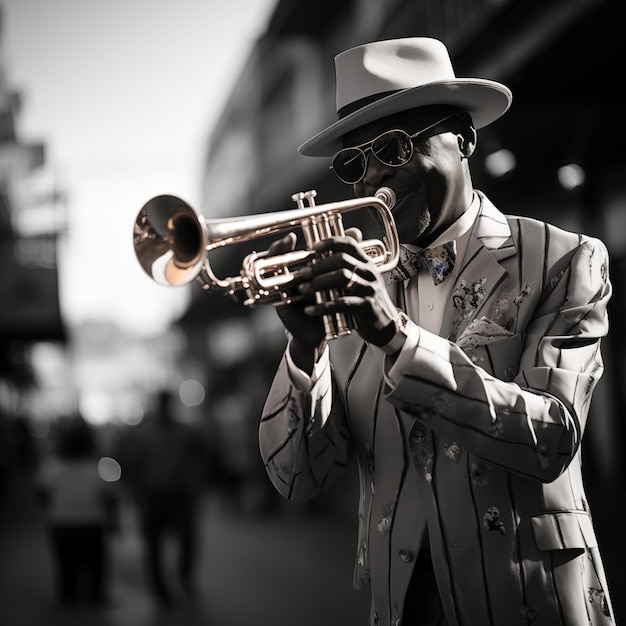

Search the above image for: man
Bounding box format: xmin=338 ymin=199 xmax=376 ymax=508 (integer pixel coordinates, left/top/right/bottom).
xmin=258 ymin=38 xmax=614 ymax=625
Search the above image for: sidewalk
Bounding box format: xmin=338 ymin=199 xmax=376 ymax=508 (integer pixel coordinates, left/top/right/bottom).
xmin=0 ymin=469 xmax=370 ymax=626
xmin=3 ymin=467 xmax=622 ymax=626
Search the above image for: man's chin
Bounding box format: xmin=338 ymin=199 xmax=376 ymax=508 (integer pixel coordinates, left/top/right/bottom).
xmin=392 ymin=193 xmax=430 ymax=244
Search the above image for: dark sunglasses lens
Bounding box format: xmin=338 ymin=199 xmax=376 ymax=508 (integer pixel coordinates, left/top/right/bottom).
xmin=332 ymin=148 xmax=367 ymax=183
xmin=372 ymin=130 xmax=412 ymax=166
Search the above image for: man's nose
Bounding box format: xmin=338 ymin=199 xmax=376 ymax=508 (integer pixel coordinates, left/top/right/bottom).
xmin=362 ymin=152 xmax=394 ymax=189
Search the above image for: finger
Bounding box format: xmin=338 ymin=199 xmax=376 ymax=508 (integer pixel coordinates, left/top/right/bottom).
xmin=305 ymin=253 xmax=380 ymax=290
xmin=272 ymin=292 xmax=315 ymax=307
xmin=345 ymin=265 xmax=359 ymax=291
xmin=303 ymin=294 xmax=364 ymax=317
xmin=344 ymin=227 xmax=363 ymax=243
xmin=307 ymin=249 xmax=364 ymax=275
xmin=299 ymin=263 xmax=363 ymax=295
xmin=267 ymin=231 xmax=297 ymax=255
xmin=312 ymin=235 xmax=371 ymax=262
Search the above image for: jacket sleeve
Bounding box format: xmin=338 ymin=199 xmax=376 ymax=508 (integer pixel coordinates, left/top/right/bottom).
xmin=384 ymin=236 xmax=611 ymax=482
xmin=258 ymin=351 xmax=352 ymax=501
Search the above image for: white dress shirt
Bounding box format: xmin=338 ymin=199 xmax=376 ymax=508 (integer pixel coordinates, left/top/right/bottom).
xmin=401 ymin=191 xmax=479 ymax=333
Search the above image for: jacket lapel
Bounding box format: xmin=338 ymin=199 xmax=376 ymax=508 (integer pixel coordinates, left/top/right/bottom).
xmin=440 ymin=192 xmax=517 ymax=342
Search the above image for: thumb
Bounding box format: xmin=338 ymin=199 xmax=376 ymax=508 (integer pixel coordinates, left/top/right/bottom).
xmin=267 ymin=231 xmax=298 ymax=255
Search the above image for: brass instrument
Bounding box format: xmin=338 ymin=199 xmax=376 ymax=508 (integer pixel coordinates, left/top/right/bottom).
xmin=133 ymin=187 xmax=398 ymax=340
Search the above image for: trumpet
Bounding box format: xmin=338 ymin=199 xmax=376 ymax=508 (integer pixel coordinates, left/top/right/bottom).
xmin=133 ymin=187 xmax=398 ymax=339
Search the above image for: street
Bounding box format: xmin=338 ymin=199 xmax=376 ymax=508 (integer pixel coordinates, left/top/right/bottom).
xmin=0 ymin=468 xmax=370 ymax=626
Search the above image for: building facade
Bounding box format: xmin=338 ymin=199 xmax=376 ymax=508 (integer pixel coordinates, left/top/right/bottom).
xmin=0 ymin=6 xmax=65 ymax=415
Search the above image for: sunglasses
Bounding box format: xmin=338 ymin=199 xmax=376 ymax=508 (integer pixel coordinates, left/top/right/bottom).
xmin=330 ymin=114 xmax=459 ymax=185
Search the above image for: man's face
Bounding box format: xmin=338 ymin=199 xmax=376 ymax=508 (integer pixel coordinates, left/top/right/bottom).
xmin=342 ymin=108 xmax=470 ymax=247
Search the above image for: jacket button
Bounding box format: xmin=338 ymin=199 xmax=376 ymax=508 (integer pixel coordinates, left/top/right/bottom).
xmin=411 ymin=429 xmax=425 ymax=443
xmin=399 ymin=548 xmax=412 ymax=562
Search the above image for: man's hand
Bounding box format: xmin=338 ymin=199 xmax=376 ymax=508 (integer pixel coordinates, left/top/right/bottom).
xmin=267 ymin=233 xmax=327 ymax=374
xmin=297 ymin=234 xmax=399 ymax=347
xmin=268 ymin=230 xmax=400 ymax=372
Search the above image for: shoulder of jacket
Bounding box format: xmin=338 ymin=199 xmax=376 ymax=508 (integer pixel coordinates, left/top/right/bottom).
xmin=504 ymin=213 xmax=607 ymax=251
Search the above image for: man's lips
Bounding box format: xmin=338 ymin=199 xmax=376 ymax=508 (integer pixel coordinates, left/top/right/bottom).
xmin=390 ymin=185 xmax=421 ymax=210
xmin=390 ymin=191 xmax=413 ymax=217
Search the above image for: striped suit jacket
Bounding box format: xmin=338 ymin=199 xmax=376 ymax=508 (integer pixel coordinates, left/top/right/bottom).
xmin=259 ymin=192 xmax=615 ymax=626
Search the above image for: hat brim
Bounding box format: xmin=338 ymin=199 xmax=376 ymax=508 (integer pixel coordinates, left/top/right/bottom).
xmin=298 ymin=79 xmax=512 ymax=157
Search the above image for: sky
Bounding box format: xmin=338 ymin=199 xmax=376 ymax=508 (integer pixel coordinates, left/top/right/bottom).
xmin=1 ymin=0 xmax=277 ymax=336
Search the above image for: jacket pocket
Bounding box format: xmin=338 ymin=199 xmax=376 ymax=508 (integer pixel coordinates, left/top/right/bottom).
xmin=485 ymin=333 xmax=522 ymax=380
xmin=530 ymin=510 xmax=598 ymax=551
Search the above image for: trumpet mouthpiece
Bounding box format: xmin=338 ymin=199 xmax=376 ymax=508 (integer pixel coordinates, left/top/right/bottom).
xmin=375 ymin=187 xmax=396 ymax=209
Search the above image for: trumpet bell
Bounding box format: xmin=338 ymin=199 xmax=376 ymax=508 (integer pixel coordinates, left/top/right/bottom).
xmin=134 ymin=194 xmax=208 ymax=286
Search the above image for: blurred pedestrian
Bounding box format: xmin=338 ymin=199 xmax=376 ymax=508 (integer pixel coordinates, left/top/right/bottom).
xmin=121 ymin=389 xmax=209 ymax=604
xmin=36 ymin=413 xmax=118 ymax=606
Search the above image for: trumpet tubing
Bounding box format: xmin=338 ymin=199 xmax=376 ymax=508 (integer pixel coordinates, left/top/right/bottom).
xmin=133 ymin=188 xmax=398 ymax=340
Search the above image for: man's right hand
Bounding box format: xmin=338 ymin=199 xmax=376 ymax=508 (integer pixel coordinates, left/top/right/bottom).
xmin=268 ymin=233 xmax=327 ymax=374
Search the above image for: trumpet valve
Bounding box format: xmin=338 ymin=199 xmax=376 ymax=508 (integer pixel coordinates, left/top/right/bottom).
xmin=291 ymin=190 xmax=317 ymax=209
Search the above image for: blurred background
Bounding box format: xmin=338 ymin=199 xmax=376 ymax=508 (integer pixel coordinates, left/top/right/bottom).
xmin=0 ymin=0 xmax=623 ymax=625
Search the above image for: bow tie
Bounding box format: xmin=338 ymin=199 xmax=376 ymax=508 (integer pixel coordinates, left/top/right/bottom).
xmin=389 ymin=241 xmax=457 ymax=285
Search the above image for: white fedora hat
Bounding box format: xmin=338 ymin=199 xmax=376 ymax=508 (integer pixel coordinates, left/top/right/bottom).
xmin=298 ymin=37 xmax=512 ymax=157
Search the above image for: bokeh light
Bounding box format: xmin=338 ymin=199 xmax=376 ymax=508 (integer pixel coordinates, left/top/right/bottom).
xmin=179 ymin=379 xmax=206 ymax=407
xmin=484 ymin=148 xmax=516 ymax=177
xmin=557 ymin=163 xmax=586 ymax=190
xmin=98 ymin=456 xmax=122 ymax=482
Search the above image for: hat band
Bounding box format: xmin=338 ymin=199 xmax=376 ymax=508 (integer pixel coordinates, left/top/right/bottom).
xmin=338 ymin=89 xmax=401 ymax=119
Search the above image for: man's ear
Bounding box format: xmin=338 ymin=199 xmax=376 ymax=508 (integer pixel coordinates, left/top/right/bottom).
xmin=458 ymin=113 xmax=477 ymax=158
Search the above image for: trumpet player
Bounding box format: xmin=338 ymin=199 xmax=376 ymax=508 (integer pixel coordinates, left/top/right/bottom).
xmin=258 ymin=38 xmax=614 ymax=626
